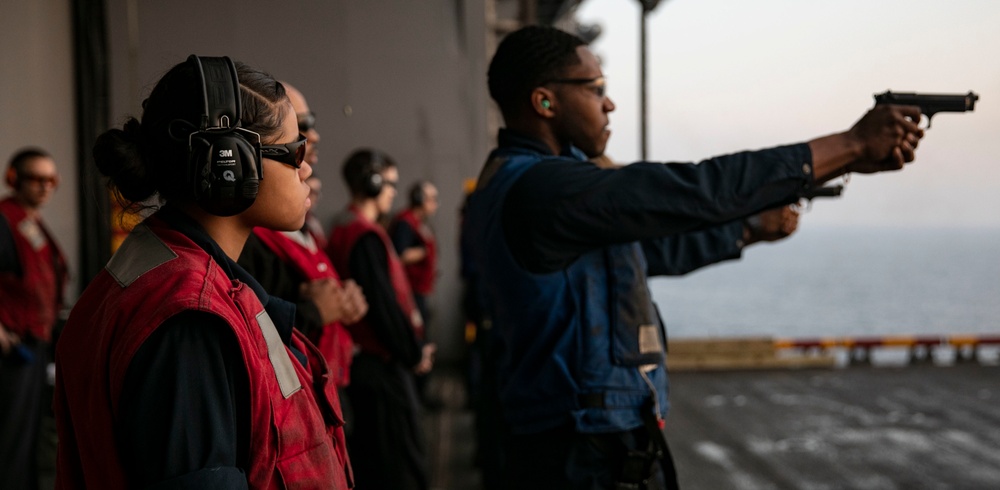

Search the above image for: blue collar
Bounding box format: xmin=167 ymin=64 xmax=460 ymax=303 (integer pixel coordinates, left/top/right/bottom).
xmin=496 ymin=128 xmax=588 ymax=161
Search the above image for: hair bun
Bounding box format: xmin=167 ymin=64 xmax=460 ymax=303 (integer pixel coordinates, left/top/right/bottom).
xmin=93 ymin=117 xmax=156 ymax=203
xmin=122 ymin=118 xmax=144 ymax=144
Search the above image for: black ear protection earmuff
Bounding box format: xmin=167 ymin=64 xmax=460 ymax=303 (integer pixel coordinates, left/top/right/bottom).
xmin=185 ymin=55 xmax=263 ymax=216
xmin=4 ymin=166 xmax=17 ymax=188
xmin=361 ymin=150 xmax=386 ymax=198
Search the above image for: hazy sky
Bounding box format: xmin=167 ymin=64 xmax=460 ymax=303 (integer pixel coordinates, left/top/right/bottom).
xmin=576 ymin=0 xmax=999 ymax=228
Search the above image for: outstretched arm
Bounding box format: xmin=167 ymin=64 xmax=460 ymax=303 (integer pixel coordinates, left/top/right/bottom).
xmin=643 ymin=205 xmax=799 ymax=277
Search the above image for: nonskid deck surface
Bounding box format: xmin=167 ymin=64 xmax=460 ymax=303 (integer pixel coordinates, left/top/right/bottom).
xmin=423 ymin=363 xmax=1000 ymax=489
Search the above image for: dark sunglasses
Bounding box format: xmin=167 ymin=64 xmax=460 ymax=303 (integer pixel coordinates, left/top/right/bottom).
xmin=297 ymin=111 xmax=317 ymax=133
xmin=20 ymin=173 xmax=59 ymax=187
xmin=261 ymin=133 xmax=307 ymax=168
xmin=544 ymin=76 xmax=607 ymax=98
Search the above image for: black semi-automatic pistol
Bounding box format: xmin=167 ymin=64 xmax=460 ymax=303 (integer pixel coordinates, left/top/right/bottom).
xmin=799 ymin=184 xmax=843 ymax=201
xmin=795 ymin=184 xmax=844 ymax=210
xmin=874 ymin=90 xmax=978 ymax=128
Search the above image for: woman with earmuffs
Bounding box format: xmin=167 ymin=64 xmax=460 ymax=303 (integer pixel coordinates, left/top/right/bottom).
xmin=53 ymin=56 xmax=352 ymax=489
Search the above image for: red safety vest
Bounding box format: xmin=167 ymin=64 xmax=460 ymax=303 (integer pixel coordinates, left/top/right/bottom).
xmin=252 ymin=227 xmax=355 ymax=388
xmin=392 ymin=208 xmax=437 ymax=296
xmin=0 ymin=197 xmax=67 ymax=341
xmin=54 ymin=216 xmax=352 ymax=490
xmin=326 ymin=206 xmax=424 ymax=361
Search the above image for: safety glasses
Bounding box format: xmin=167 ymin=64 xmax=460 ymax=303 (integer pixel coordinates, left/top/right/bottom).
xmin=544 ymin=76 xmax=607 ymax=98
xmin=261 ymin=133 xmax=307 ymax=168
xmin=297 ymin=111 xmax=316 ymax=133
xmin=20 ymin=173 xmax=60 ymax=187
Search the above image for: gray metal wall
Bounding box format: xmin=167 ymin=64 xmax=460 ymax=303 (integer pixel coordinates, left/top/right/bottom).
xmin=0 ymin=0 xmax=496 ymax=362
xmin=103 ymin=0 xmax=493 ymax=361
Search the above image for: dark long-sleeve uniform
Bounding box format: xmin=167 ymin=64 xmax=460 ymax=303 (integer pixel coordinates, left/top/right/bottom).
xmin=465 ymin=128 xmax=813 ymax=487
xmin=0 ymin=216 xmax=18 ymax=272
xmin=342 ymin=232 xmax=427 ymax=490
xmin=349 ymin=234 xmax=422 ymax=366
xmin=497 ymin=129 xmax=807 ymax=275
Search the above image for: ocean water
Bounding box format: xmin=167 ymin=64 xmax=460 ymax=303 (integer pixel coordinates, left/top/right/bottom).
xmin=649 ymin=226 xmax=1000 ymax=340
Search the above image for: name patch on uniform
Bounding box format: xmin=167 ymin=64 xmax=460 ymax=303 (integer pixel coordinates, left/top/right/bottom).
xmin=638 ymin=324 xmax=663 ymax=354
xmin=17 ymin=218 xmax=46 ymax=251
xmin=256 ymin=310 xmax=303 ymax=398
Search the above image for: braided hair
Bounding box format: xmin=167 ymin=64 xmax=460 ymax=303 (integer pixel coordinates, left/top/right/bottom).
xmin=92 ymin=60 xmax=287 ymax=209
xmin=487 ymin=25 xmax=586 ymax=116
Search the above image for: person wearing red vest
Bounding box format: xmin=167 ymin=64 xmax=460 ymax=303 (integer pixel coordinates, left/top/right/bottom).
xmin=54 ymin=56 xmax=352 ymax=489
xmin=388 ymin=181 xmax=440 ymax=408
xmin=238 ymin=82 xmax=366 ymax=390
xmin=243 ymin=225 xmax=363 ymax=389
xmin=326 ymin=149 xmax=434 ymax=490
xmin=1 ymin=147 xmax=68 ymax=490
xmin=389 ymin=181 xmax=439 ymax=327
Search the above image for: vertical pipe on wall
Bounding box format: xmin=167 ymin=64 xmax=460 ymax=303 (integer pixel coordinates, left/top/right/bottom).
xmin=71 ymin=0 xmax=112 ymax=289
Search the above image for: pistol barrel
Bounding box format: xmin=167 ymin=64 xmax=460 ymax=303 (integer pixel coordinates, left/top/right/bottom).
xmin=799 ymin=185 xmax=843 ymax=200
xmin=874 ymin=91 xmax=978 ymax=112
xmin=874 ymin=90 xmax=978 ymax=128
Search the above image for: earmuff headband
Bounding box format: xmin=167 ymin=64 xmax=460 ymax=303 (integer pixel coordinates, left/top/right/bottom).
xmin=188 ymin=55 xmax=242 ymax=130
